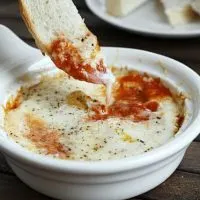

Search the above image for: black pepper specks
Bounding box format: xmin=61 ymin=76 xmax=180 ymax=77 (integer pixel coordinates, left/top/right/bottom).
xmin=137 ymin=139 xmax=145 ymax=145
xmin=144 ymin=147 xmax=153 ymax=153
xmin=4 ymin=68 xmax=181 ymax=162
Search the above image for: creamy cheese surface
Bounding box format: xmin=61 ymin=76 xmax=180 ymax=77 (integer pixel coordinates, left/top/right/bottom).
xmin=4 ymin=68 xmax=185 ymax=161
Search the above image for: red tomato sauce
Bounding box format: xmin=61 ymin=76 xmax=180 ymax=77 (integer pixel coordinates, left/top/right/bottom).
xmin=51 ymin=39 xmax=107 ymax=84
xmin=90 ymin=73 xmax=172 ymax=121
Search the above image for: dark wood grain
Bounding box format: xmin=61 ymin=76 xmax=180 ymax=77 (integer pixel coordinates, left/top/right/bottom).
xmin=0 ymin=1 xmax=19 ymax=18
xmin=0 ymin=173 xmax=52 ymax=200
xmin=142 ymin=171 xmax=200 ymax=200
xmin=179 ymin=142 xmax=200 ymax=174
xmin=0 ymin=153 xmax=13 ymax=175
xmin=0 ymin=0 xmax=200 ymax=199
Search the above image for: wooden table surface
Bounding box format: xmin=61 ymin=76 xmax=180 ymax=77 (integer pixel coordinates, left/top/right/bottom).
xmin=0 ymin=0 xmax=200 ymax=200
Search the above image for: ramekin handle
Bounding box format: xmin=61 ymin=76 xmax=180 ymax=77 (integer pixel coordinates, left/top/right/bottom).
xmin=0 ymin=25 xmax=44 ymax=147
xmin=0 ymin=25 xmax=43 ymax=70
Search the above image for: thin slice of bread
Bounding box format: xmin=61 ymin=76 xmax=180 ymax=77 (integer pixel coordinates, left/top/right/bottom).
xmin=19 ymin=0 xmax=112 ymax=84
xmin=106 ymin=0 xmax=148 ymax=17
xmin=160 ymin=0 xmax=196 ymax=26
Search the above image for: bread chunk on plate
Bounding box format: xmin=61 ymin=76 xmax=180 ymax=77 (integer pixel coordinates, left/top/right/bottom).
xmin=19 ymin=0 xmax=112 ymax=84
xmin=106 ymin=0 xmax=148 ymax=17
xmin=160 ymin=0 xmax=196 ymax=26
xmin=191 ymin=0 xmax=200 ymax=15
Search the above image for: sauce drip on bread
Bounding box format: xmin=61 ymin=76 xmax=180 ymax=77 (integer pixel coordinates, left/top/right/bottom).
xmin=50 ymin=38 xmax=115 ymax=105
xmin=51 ymin=38 xmax=113 ymax=85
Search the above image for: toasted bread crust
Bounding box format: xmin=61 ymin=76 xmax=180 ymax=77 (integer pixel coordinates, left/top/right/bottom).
xmin=19 ymin=0 xmax=100 ymax=60
xmin=19 ymin=0 xmax=46 ymax=54
xmin=18 ymin=0 xmax=110 ymax=84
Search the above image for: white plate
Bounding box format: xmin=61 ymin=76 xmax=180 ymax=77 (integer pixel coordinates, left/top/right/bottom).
xmin=85 ymin=0 xmax=200 ymax=38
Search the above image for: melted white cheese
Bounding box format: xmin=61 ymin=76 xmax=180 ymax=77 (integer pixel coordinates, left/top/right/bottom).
xmin=4 ymin=71 xmax=183 ymax=161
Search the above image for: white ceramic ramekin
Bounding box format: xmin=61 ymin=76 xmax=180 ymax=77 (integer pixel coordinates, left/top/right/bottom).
xmin=0 ymin=25 xmax=200 ymax=200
